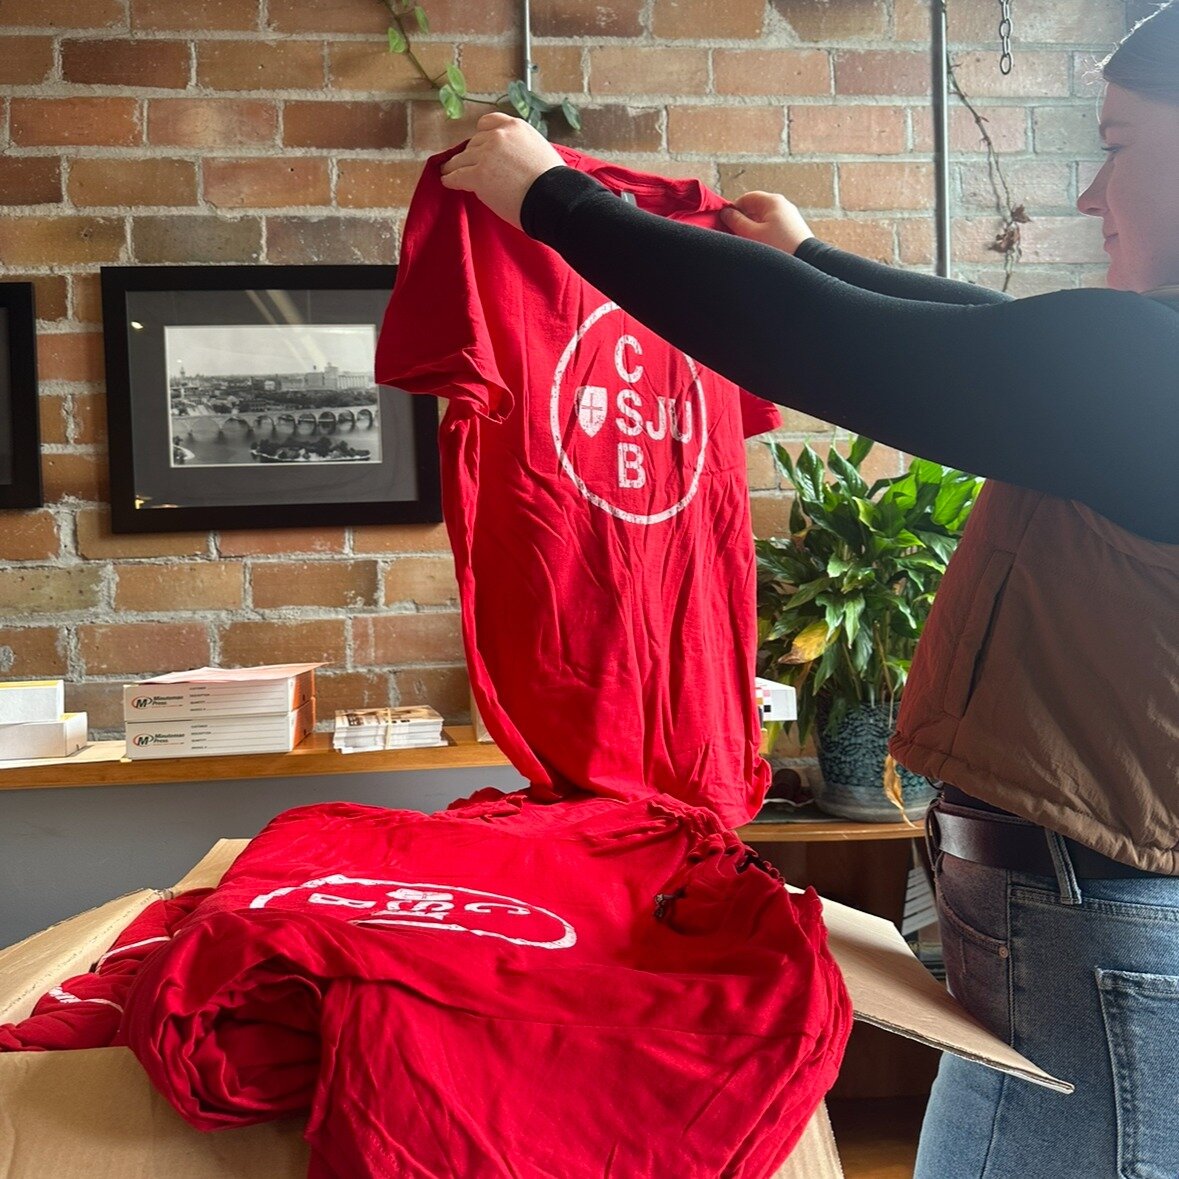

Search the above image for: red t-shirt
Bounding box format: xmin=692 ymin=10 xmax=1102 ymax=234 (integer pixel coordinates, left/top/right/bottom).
xmin=120 ymin=797 xmax=850 ymax=1178
xmin=376 ymin=147 xmax=778 ymax=827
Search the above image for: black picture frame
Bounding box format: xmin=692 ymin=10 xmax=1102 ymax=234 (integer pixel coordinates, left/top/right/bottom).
xmin=0 ymin=282 xmax=43 ymax=510
xmin=100 ymin=265 xmax=441 ymax=533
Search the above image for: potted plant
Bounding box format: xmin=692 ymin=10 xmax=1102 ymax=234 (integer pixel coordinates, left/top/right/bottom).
xmin=756 ymin=436 xmax=982 ymax=821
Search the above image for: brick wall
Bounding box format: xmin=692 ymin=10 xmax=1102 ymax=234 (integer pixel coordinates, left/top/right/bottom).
xmin=0 ymin=0 xmax=1128 ymax=735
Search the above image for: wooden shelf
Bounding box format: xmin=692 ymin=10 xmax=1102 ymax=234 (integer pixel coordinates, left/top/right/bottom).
xmin=0 ymin=727 xmax=924 ymax=843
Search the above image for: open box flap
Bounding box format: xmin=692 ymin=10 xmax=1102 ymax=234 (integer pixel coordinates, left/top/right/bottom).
xmin=0 ymin=890 xmax=163 ymax=1026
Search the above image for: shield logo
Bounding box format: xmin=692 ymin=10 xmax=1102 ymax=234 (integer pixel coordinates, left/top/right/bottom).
xmin=576 ymin=385 xmax=607 ymax=438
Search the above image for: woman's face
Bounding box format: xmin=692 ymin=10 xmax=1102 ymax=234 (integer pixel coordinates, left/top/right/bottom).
xmin=1077 ymin=83 xmax=1179 ymax=292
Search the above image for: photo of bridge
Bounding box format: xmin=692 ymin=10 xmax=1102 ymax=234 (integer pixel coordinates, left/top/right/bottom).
xmin=164 ymin=323 xmax=384 ymax=469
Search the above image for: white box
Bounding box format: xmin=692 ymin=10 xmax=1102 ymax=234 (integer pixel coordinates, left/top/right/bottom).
xmin=0 ymin=713 xmax=87 ymax=761
xmin=755 ymin=677 xmax=797 ymax=723
xmin=124 ymin=699 xmax=315 ymax=759
xmin=0 ymin=680 xmax=65 ymax=726
xmin=123 ymin=665 xmax=318 ymax=722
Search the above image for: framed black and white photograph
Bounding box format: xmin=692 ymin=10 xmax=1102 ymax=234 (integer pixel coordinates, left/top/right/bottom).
xmin=0 ymin=282 xmax=43 ymax=510
xmin=100 ymin=265 xmax=441 ymax=533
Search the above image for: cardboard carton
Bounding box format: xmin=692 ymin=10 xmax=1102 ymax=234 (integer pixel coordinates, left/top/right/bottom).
xmin=0 ymin=680 xmax=64 ymax=726
xmin=124 ymin=699 xmax=315 ymax=759
xmin=0 ymin=840 xmax=1068 ymax=1178
xmin=0 ymin=712 xmax=87 ymax=761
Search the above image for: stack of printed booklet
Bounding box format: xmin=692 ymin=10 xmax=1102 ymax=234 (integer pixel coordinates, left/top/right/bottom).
xmin=332 ymin=706 xmax=445 ymax=754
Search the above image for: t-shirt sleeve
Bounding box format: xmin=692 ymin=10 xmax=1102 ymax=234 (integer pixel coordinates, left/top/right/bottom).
xmin=374 ymin=152 xmax=513 ymax=419
xmin=739 ymin=389 xmax=780 ymax=437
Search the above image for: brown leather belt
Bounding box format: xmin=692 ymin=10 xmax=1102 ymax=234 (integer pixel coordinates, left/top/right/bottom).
xmin=928 ymin=800 xmax=1160 ymax=880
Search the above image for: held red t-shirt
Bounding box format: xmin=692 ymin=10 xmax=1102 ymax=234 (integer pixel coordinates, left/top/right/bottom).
xmin=377 ymin=147 xmax=778 ymax=827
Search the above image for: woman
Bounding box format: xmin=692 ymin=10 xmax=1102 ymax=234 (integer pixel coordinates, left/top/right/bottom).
xmin=440 ymin=6 xmax=1179 ymax=1177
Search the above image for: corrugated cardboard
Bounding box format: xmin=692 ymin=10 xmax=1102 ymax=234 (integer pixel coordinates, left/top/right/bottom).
xmin=0 ymin=839 xmax=1069 ymax=1178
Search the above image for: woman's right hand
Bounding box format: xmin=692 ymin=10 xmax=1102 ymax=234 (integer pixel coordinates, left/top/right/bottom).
xmin=719 ymin=191 xmax=814 ymax=256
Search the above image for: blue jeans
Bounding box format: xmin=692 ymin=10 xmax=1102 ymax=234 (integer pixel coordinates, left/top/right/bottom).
xmin=914 ymin=837 xmax=1179 ymax=1179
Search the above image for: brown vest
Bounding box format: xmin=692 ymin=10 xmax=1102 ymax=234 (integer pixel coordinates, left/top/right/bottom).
xmin=890 ymin=480 xmax=1179 ymax=873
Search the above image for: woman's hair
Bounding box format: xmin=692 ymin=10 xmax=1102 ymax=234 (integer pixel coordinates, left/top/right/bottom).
xmin=1103 ymin=1 xmax=1179 ymax=103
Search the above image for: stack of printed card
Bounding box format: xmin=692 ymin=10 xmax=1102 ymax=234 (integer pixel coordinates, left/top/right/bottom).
xmin=333 ymin=706 xmax=445 ymax=754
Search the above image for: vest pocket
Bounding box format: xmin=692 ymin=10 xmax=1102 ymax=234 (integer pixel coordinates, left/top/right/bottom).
xmin=1096 ymin=968 xmax=1179 ymax=1179
xmin=942 ymin=549 xmax=1014 ymax=719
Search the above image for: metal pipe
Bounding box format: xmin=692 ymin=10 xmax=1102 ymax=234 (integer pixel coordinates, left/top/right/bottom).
xmin=522 ymin=0 xmax=536 ymax=90
xmin=931 ymin=0 xmax=951 ymax=277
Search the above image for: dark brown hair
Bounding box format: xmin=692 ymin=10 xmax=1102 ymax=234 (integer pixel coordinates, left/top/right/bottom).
xmin=1103 ymin=2 xmax=1179 ymax=103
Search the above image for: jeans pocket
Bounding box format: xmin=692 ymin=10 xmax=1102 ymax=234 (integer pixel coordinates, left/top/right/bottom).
xmin=936 ymin=886 xmax=1012 ymax=1044
xmin=1097 ymin=969 xmax=1179 ymax=1179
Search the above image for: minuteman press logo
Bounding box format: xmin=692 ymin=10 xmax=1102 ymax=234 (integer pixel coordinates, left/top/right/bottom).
xmin=551 ymin=302 xmax=708 ymax=525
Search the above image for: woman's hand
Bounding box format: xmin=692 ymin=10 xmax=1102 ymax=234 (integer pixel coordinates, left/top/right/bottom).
xmin=719 ymin=191 xmax=814 ymax=255
xmin=440 ymin=112 xmax=565 ymax=230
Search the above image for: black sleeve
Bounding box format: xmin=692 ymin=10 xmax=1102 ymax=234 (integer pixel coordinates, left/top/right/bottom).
xmin=794 ymin=238 xmax=1011 ymax=307
xmin=522 ymin=167 xmax=1179 ymax=543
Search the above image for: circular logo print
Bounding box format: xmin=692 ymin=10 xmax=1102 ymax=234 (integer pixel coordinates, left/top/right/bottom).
xmin=550 ymin=303 xmax=708 ymax=525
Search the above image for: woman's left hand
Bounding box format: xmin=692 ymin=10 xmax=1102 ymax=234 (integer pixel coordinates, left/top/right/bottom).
xmin=440 ymin=112 xmax=565 ymax=230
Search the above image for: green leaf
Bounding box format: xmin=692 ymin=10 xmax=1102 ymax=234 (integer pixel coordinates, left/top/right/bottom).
xmin=560 ymin=99 xmax=581 ymax=132
xmin=387 ymin=26 xmax=408 ymax=54
xmin=446 ymin=63 xmax=467 ymax=97
xmin=438 ymin=83 xmax=463 ymax=120
xmin=770 ymin=442 xmax=796 ymax=484
xmin=413 ymin=4 xmax=429 ymax=32
xmin=847 ymin=434 xmax=874 ymax=469
xmin=827 ymin=448 xmax=867 ymax=497
xmin=841 ymin=594 xmax=865 ymax=646
xmin=507 ymin=79 xmax=531 ymax=118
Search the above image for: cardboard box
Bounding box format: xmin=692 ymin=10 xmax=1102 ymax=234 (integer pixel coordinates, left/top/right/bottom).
xmin=124 ymin=699 xmax=315 ymax=759
xmin=0 ymin=712 xmax=87 ymax=761
xmin=0 ymin=680 xmax=64 ymax=726
xmin=0 ymin=840 xmax=1069 ymax=1178
xmin=123 ymin=665 xmax=318 ymax=722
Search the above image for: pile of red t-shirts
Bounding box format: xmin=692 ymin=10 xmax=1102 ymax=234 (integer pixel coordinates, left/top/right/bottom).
xmin=3 ymin=792 xmax=850 ymax=1177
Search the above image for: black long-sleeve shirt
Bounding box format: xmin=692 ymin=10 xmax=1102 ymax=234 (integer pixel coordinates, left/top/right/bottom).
xmin=521 ymin=167 xmax=1179 ymax=544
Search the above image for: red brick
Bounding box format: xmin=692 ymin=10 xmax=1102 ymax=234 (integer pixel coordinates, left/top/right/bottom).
xmin=0 ymin=217 xmax=124 ymax=267
xmin=750 ymin=494 xmax=791 ymax=539
xmin=0 ymin=37 xmax=54 ymax=85
xmin=773 ymin=0 xmax=887 ymax=42
xmin=383 ymin=556 xmax=457 ymax=607
xmin=352 ymin=523 xmax=451 ymax=555
xmin=251 ymin=559 xmax=379 ymax=608
xmin=0 ymin=0 xmax=122 ymax=28
xmin=652 ymin=0 xmax=764 ymax=39
xmin=219 ymin=619 xmax=347 ymax=666
xmin=717 ymin=162 xmax=835 ymax=209
xmin=70 ymin=274 xmax=104 ymax=323
xmin=789 ymin=105 xmax=906 ymax=155
xmin=314 ymin=670 xmax=392 ymax=720
xmin=10 ymin=99 xmax=141 ymax=148
xmin=0 ymin=511 xmax=59 ymax=561
xmin=40 ymin=451 xmax=108 ymax=503
xmin=68 ymin=158 xmax=197 ymax=207
xmin=265 ymin=217 xmax=396 ymax=265
xmin=958 ymin=159 xmax=1074 ymax=214
xmin=897 ymin=219 xmax=936 ymax=267
xmin=197 ymin=40 xmax=326 ymax=90
xmin=61 ymin=39 xmax=190 ymax=88
xmin=807 ymin=217 xmax=895 ymax=262
xmin=203 ymin=158 xmax=331 ymax=209
xmin=353 ymin=611 xmax=461 ymax=665
xmin=834 ymin=51 xmax=930 ymax=96
xmin=668 ymin=106 xmax=784 ymax=155
xmin=36 ymin=332 xmax=104 ymax=384
xmin=63 ymin=681 xmax=124 ymax=734
xmin=949 ymin=52 xmax=1071 ymax=99
xmin=394 ymin=665 xmax=469 ymax=721
xmin=74 ymin=510 xmax=207 ymax=559
xmin=38 ymin=395 xmax=67 ymax=445
xmin=839 ymin=162 xmax=934 ymax=211
xmin=71 ymin=392 xmax=107 ymax=446
xmin=534 ymin=0 xmax=643 ymax=37
xmin=148 ymin=99 xmax=277 ymax=148
xmin=78 ymin=622 xmax=211 ymax=676
xmin=216 ymin=527 xmax=346 ymax=557
xmin=266 ymin=0 xmax=387 ymax=34
xmin=0 ymin=158 xmax=61 ymax=206
xmin=1016 ymin=215 xmax=1104 ymax=266
xmin=327 ymin=41 xmax=455 ymax=92
xmin=0 ymin=566 xmax=103 ymax=616
xmin=911 ymin=106 xmax=1028 ymax=154
xmin=132 ymin=0 xmax=260 ymax=31
xmin=588 ymin=47 xmax=709 ymax=96
xmin=283 ymin=101 xmax=408 ymax=149
xmin=132 ymin=215 xmax=262 ymax=263
xmin=0 ymin=627 xmax=67 ymax=677
xmin=408 ymin=102 xmax=484 ymax=154
xmin=388 ymin=0 xmax=512 ymax=36
xmin=713 ymin=49 xmax=830 ymax=97
xmin=459 ymin=44 xmax=584 ymax=96
xmin=115 ymin=562 xmax=244 ymax=612
xmin=337 ymin=159 xmax=426 ymax=209
xmin=549 ymin=105 xmax=663 ymax=154
xmin=15 ymin=275 xmax=69 ymax=322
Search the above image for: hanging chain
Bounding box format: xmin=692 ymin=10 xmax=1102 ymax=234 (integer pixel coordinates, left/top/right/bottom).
xmin=998 ymin=0 xmax=1014 ymax=75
